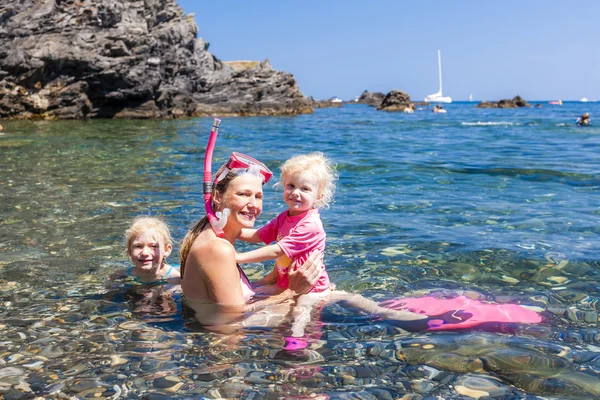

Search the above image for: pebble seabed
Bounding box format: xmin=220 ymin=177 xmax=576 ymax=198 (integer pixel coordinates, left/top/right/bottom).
xmin=2 ymin=276 xmax=600 ymax=400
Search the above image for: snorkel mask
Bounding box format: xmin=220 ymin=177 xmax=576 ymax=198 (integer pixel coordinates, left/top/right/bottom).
xmin=204 ymin=119 xmax=273 ymax=237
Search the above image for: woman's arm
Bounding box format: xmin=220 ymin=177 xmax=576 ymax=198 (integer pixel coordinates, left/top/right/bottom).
xmin=244 ymin=251 xmax=323 ymax=313
xmin=236 ymin=243 xmax=284 ymax=264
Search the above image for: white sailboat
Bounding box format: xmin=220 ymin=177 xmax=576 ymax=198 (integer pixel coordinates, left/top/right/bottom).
xmin=424 ymin=50 xmax=452 ymax=103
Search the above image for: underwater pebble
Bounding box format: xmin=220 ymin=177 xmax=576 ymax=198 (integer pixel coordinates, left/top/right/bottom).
xmin=153 ymin=375 xmax=181 ymax=390
xmin=380 ymin=246 xmax=411 ymax=256
xmin=454 ymin=375 xmax=509 ymax=399
xmin=0 ymin=367 xmax=24 ymax=378
xmin=23 ymin=361 xmax=44 ymax=370
xmin=547 ymin=276 xmax=569 ymax=284
xmin=584 ymin=311 xmax=599 ymax=323
xmin=501 ymin=275 xmax=519 ymax=284
xmin=244 ymin=371 xmax=273 ymax=384
xmin=404 ymin=365 xmax=441 ymax=380
xmin=565 ymin=308 xmax=598 ymax=323
xmin=66 ymin=379 xmax=102 ymax=393
xmin=47 ymin=382 xmax=65 ymax=394
xmin=7 ymin=354 xmax=24 ymax=363
xmin=110 ymin=355 xmax=128 ymax=366
xmin=455 ymin=385 xmax=489 ymax=398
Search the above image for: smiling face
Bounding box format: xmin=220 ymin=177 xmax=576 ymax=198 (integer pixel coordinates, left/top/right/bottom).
xmin=283 ymin=171 xmax=321 ymax=216
xmin=129 ymin=229 xmax=172 ymax=273
xmin=215 ymin=173 xmax=264 ymax=231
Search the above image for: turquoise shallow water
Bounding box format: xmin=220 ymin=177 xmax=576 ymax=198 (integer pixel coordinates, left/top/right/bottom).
xmin=1 ymin=102 xmax=600 ymax=398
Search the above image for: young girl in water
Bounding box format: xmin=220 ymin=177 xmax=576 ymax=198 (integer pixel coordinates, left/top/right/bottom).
xmin=107 ymin=217 xmax=181 ymax=317
xmin=115 ymin=216 xmax=180 ymax=283
xmin=236 ymin=153 xmax=472 ymax=348
xmin=237 ymin=152 xmax=334 ymax=290
xmin=236 ymin=152 xmax=336 ymax=342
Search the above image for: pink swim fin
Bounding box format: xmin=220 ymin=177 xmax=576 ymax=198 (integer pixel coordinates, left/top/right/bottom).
xmin=380 ymin=296 xmax=542 ymax=331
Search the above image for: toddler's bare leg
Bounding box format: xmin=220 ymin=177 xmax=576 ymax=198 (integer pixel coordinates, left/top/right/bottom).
xmin=290 ymin=291 xmax=330 ymax=337
xmin=328 ymin=291 xmax=427 ymax=321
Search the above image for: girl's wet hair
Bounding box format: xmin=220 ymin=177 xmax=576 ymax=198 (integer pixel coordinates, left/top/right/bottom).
xmin=278 ymin=152 xmax=338 ymax=209
xmin=125 ymin=216 xmax=172 ymax=256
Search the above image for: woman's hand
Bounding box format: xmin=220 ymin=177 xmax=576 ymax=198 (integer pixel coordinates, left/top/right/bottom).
xmin=287 ymin=251 xmax=323 ymax=295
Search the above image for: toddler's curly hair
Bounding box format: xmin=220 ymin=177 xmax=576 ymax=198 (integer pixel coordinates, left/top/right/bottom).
xmin=278 ymin=152 xmax=338 ymax=209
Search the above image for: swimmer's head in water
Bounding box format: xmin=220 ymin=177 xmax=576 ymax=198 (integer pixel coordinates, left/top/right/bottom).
xmin=125 ymin=216 xmax=173 ymax=257
xmin=583 ymin=113 xmax=589 ymax=118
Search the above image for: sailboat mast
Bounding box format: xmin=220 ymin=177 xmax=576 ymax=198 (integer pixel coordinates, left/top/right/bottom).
xmin=438 ymin=49 xmax=443 ymax=94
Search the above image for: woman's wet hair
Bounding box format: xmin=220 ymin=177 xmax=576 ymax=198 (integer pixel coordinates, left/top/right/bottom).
xmin=179 ymin=164 xmax=247 ymax=275
xmin=125 ymin=216 xmax=172 ymax=256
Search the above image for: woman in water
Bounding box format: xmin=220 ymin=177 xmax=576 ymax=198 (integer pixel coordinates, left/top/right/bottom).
xmin=180 ymin=156 xmax=324 ymax=329
xmin=179 ymin=152 xmax=471 ymax=332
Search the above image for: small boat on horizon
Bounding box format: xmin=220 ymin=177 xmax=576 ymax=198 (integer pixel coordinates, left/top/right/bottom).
xmin=424 ymin=50 xmax=452 ymax=103
xmin=548 ymin=100 xmax=562 ymax=105
xmin=580 ymin=97 xmax=589 ymax=102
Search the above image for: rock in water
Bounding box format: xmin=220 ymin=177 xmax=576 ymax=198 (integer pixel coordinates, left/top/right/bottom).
xmin=377 ymin=90 xmax=412 ymax=112
xmin=356 ymin=90 xmax=385 ymax=107
xmin=0 ymin=0 xmax=313 ymax=119
xmin=476 ymin=96 xmax=531 ymax=108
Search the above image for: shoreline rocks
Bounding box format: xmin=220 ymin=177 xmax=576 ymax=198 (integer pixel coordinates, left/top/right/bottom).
xmin=0 ymin=0 xmax=313 ymax=120
xmin=312 ymin=99 xmax=343 ymax=108
xmin=356 ymin=90 xmax=385 ymax=107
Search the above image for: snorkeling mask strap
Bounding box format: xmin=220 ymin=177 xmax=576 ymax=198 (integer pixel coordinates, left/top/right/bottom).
xmin=204 ymin=118 xmax=229 ymax=238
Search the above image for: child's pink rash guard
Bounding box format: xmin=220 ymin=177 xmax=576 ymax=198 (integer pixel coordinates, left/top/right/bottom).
xmin=257 ymin=209 xmax=330 ymax=292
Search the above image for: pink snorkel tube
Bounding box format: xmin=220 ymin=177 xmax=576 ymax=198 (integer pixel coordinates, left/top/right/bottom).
xmin=204 ymin=118 xmax=229 ymax=237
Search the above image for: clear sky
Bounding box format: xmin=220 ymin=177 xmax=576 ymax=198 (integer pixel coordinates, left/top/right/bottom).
xmin=177 ymin=0 xmax=600 ymax=102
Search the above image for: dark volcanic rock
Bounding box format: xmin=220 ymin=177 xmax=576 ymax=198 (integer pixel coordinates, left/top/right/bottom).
xmin=356 ymin=90 xmax=385 ymax=107
xmin=476 ymin=96 xmax=531 ymax=109
xmin=377 ymin=90 xmax=412 ymax=112
xmin=0 ymin=0 xmax=313 ymax=119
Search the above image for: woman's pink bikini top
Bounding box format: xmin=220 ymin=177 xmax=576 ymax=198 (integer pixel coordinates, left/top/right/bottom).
xmin=237 ymin=264 xmax=255 ymax=302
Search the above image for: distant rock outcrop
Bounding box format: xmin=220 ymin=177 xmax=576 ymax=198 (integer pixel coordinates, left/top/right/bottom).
xmin=377 ymin=90 xmax=412 ymax=112
xmin=476 ymin=96 xmax=531 ymax=109
xmin=312 ymin=98 xmax=343 ymax=108
xmin=0 ymin=0 xmax=313 ymax=119
xmin=356 ymin=90 xmax=385 ymax=107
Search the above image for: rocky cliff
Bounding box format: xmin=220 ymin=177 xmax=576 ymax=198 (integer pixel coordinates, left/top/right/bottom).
xmin=0 ymin=0 xmax=313 ymax=119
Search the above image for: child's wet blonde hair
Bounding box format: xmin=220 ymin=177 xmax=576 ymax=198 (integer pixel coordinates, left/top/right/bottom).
xmin=125 ymin=216 xmax=173 ymax=256
xmin=278 ymin=152 xmax=338 ymax=209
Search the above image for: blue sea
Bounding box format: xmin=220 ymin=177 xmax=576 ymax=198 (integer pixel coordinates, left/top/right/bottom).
xmin=1 ymin=102 xmax=600 ymax=398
